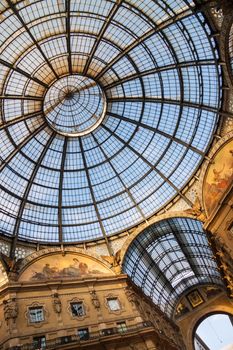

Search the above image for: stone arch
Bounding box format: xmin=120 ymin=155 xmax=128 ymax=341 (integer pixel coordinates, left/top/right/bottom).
xmin=187 ymin=302 xmax=233 ymax=350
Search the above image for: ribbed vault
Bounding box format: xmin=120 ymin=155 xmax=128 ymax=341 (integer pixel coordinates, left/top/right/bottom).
xmin=0 ymin=0 xmax=222 ymax=246
xmin=122 ymin=218 xmax=224 ymax=317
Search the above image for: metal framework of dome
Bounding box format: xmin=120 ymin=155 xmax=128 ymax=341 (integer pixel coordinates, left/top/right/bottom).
xmin=122 ymin=218 xmax=224 ymax=317
xmin=0 ymin=0 xmax=222 ymax=245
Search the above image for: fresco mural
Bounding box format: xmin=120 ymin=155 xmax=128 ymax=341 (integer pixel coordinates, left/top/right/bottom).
xmin=19 ymin=253 xmax=113 ymax=281
xmin=203 ymin=139 xmax=233 ymax=215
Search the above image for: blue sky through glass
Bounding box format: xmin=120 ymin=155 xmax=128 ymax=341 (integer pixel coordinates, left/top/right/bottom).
xmin=196 ymin=314 xmax=233 ymax=350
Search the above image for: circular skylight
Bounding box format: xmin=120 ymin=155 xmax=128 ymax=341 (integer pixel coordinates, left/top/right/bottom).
xmin=43 ymin=75 xmax=106 ymax=137
xmin=0 ymin=0 xmax=222 ymax=243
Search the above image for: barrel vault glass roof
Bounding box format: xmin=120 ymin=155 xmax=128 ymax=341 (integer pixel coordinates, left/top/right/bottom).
xmin=122 ymin=218 xmax=224 ymax=317
xmin=0 ymin=0 xmax=222 ymax=243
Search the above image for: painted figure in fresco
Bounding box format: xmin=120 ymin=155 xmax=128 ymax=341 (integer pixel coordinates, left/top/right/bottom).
xmin=42 ymin=263 xmax=58 ymax=278
xmin=61 ymin=258 xmax=88 ymax=276
xmin=204 ymin=145 xmax=233 ymax=215
xmin=29 ymin=256 xmax=106 ymax=281
xmin=62 ymin=259 xmax=80 ymax=277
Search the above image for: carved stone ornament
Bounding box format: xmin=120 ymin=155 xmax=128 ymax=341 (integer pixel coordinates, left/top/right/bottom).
xmin=0 ymin=253 xmax=23 ymax=274
xmin=3 ymin=298 xmax=18 ymax=325
xmin=101 ymin=250 xmax=121 ymax=273
xmin=52 ymin=293 xmax=62 ymax=314
xmin=125 ymin=287 xmax=139 ymax=307
xmin=90 ymin=290 xmax=100 ymax=309
xmin=184 ymin=196 xmax=207 ymax=222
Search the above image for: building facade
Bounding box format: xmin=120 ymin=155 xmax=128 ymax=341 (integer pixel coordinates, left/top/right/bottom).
xmin=0 ymin=0 xmax=233 ymax=349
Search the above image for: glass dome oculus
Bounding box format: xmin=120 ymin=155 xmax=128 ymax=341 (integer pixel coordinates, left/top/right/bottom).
xmin=43 ymin=75 xmax=106 ymax=137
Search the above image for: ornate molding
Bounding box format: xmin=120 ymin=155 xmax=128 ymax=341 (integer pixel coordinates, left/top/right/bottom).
xmin=67 ymin=297 xmax=89 ymax=321
xmin=25 ymin=301 xmax=49 ymax=329
xmin=104 ymin=293 xmax=124 ymax=315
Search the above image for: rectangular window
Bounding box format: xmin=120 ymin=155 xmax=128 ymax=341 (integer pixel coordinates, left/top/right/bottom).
xmin=71 ymin=302 xmax=85 ymax=316
xmin=60 ymin=336 xmax=72 ymax=344
xmin=117 ymin=321 xmax=127 ymax=333
xmin=29 ymin=307 xmax=44 ymax=323
xmin=78 ymin=328 xmax=89 ymax=340
xmin=33 ymin=336 xmax=46 ymax=349
xmin=107 ymin=297 xmax=121 ymax=311
xmin=101 ymin=328 xmax=115 ymax=336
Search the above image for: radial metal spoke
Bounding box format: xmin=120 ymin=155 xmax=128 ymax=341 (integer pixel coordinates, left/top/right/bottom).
xmin=92 ymin=132 xmax=147 ymax=222
xmin=108 ymin=97 xmax=218 ymax=114
xmin=10 ymin=132 xmax=56 ymax=258
xmin=83 ymin=0 xmax=124 ymax=75
xmin=0 ymin=111 xmax=43 ymax=131
xmin=6 ymin=0 xmax=59 ymax=79
xmin=66 ymin=0 xmax=72 ymax=74
xmin=96 ymin=9 xmax=193 ymax=80
xmin=0 ymin=122 xmax=46 ymax=172
xmin=58 ymin=137 xmax=68 ymax=243
xmin=105 ymin=60 xmax=216 ymax=90
xmin=102 ymin=124 xmax=193 ymax=206
xmin=0 ymin=58 xmax=48 ymax=88
xmin=79 ymin=137 xmax=113 ymax=255
xmin=0 ymin=95 xmax=43 ymax=100
xmin=107 ymin=112 xmax=204 ymax=155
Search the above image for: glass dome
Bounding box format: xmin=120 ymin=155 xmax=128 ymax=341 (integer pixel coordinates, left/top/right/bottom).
xmin=0 ymin=0 xmax=222 ymax=243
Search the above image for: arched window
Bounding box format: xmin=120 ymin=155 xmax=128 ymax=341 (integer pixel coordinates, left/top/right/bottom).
xmin=194 ymin=313 xmax=233 ymax=350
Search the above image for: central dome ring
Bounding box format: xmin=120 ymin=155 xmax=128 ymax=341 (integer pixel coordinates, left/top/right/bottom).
xmin=43 ymin=75 xmax=107 ymax=137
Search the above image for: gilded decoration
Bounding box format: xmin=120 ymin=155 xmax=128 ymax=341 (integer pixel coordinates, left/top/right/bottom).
xmin=184 ymin=196 xmax=206 ymax=222
xmin=186 ymin=290 xmax=204 ymax=308
xmin=19 ymin=253 xmax=113 ymax=281
xmin=203 ymin=138 xmax=233 ymax=216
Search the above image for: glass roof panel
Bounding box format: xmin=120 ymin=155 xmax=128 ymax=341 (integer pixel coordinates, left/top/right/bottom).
xmin=0 ymin=0 xmax=222 ymax=243
xmin=122 ymin=218 xmax=223 ymax=317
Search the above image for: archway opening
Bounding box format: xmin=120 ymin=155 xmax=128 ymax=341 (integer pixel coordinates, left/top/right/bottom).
xmin=194 ymin=313 xmax=233 ymax=350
